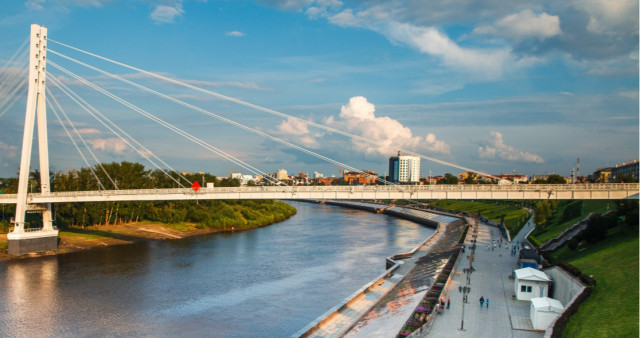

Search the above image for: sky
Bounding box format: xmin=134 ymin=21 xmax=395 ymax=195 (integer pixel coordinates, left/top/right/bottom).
xmin=0 ymin=0 xmax=637 ymax=180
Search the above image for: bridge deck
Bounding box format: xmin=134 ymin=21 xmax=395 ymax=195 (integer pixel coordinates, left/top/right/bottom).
xmin=0 ymin=183 xmax=637 ymax=204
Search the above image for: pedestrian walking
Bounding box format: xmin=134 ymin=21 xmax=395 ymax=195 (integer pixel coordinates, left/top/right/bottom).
xmin=479 ymin=296 xmax=484 ymax=307
xmin=486 ymin=299 xmax=490 ymax=308
xmin=447 ymin=297 xmax=450 ymax=309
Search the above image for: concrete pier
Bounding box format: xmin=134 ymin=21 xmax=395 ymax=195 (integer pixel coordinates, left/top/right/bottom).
xmin=7 ymin=229 xmax=59 ymax=256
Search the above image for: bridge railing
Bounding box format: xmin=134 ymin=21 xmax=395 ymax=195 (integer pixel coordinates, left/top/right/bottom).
xmin=0 ymin=183 xmax=636 ymax=202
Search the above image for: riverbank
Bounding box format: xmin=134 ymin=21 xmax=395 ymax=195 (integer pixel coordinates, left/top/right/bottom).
xmin=0 ymin=205 xmax=297 ymax=262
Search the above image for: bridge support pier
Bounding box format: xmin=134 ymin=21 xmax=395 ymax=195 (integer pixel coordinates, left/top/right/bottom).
xmin=7 ymin=230 xmax=58 ymax=256
xmin=7 ymin=23 xmax=58 ymax=256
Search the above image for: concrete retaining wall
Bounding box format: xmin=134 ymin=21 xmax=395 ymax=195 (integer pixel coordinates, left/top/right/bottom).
xmin=543 ymin=266 xmax=586 ymax=306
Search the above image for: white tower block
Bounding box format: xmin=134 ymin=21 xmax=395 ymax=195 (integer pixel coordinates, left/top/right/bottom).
xmin=8 ymin=24 xmax=57 ymax=255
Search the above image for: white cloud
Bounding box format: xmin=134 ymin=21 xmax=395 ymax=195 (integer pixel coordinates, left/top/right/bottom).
xmin=25 ymin=0 xmax=45 ymax=10
xmin=477 ymin=131 xmax=543 ymax=163
xmin=384 ymin=22 xmax=512 ymax=78
xmin=323 ymin=7 xmax=526 ymax=78
xmin=150 ymin=2 xmax=185 ymax=24
xmin=306 ymin=0 xmax=342 ymax=19
xmin=76 ymin=128 xmax=101 ymax=135
xmin=226 ymin=31 xmax=245 ymax=37
xmin=258 ymin=0 xmax=313 ymax=11
xmin=473 ymin=9 xmax=561 ymax=42
xmin=0 ymin=141 xmax=18 ymax=158
xmin=88 ymin=138 xmax=128 ymax=154
xmin=327 ymin=96 xmax=450 ymax=156
xmin=576 ymin=0 xmax=638 ymax=35
xmin=275 ymin=117 xmax=321 ymax=148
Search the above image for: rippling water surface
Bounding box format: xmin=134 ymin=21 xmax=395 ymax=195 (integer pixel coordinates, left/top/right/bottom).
xmin=0 ymin=201 xmax=435 ymax=337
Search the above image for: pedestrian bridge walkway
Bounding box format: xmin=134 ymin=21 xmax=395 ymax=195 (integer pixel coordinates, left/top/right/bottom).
xmin=0 ymin=183 xmax=636 ymax=204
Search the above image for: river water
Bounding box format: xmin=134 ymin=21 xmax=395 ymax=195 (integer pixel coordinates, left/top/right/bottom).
xmin=0 ymin=201 xmax=435 ymax=337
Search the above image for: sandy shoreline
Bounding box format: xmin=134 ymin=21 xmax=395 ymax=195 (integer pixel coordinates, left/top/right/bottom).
xmin=0 ymin=221 xmax=268 ymax=262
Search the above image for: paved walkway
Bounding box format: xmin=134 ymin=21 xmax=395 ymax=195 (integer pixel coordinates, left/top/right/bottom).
xmin=426 ymin=220 xmax=543 ymax=337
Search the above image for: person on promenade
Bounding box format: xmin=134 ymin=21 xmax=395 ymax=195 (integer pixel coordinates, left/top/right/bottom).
xmin=480 ymin=296 xmax=484 ymax=307
xmin=486 ymin=299 xmax=490 ymax=308
xmin=447 ymin=297 xmax=451 ymax=309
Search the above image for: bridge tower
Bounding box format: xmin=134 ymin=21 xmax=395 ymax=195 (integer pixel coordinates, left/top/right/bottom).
xmin=7 ymin=24 xmax=58 ymax=255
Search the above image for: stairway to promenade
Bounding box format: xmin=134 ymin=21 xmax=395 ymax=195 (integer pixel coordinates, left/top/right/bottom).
xmin=343 ymin=219 xmax=466 ymax=337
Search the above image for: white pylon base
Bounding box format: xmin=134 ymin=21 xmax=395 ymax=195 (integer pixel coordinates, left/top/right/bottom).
xmin=7 ymin=229 xmax=59 ymax=256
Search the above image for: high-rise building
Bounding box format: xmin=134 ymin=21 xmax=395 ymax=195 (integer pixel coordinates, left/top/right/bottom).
xmin=276 ymin=169 xmax=288 ymax=180
xmin=388 ymin=152 xmax=420 ymax=183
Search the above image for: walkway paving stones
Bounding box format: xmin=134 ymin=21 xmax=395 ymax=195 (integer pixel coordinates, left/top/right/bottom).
xmin=426 ymin=220 xmax=543 ymax=338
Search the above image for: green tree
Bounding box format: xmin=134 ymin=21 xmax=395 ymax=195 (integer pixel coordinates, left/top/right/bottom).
xmin=533 ymin=200 xmax=553 ymax=226
xmin=438 ymin=173 xmax=458 ymax=184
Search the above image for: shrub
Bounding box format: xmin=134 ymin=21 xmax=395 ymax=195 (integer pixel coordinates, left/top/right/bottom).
xmin=568 ymin=238 xmax=579 ymax=250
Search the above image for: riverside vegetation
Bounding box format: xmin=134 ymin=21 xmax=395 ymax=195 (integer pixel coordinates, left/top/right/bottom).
xmin=0 ymin=162 xmax=296 ymax=256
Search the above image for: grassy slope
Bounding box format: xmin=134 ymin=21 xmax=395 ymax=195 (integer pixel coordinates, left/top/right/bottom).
xmin=529 ymin=200 xmax=610 ymax=245
xmin=553 ymin=228 xmax=639 ymax=337
xmin=429 ymin=200 xmax=530 ymax=236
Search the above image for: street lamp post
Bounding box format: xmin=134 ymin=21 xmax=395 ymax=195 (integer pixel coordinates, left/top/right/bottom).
xmin=459 ymin=285 xmax=471 ymax=330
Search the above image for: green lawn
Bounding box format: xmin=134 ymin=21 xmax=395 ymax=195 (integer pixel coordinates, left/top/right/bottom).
xmin=529 ymin=200 xmax=610 ymax=245
xmin=428 ymin=200 xmax=530 ymax=236
xmin=552 ymin=228 xmax=639 ymax=337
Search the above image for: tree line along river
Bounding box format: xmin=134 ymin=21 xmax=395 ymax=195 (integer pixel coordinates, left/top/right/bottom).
xmin=0 ymin=201 xmax=436 ymax=337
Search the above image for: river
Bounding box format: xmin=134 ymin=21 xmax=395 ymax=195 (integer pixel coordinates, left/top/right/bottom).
xmin=0 ymin=201 xmax=435 ymax=337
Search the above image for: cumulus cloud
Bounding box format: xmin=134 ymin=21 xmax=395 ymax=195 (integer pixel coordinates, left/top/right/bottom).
xmin=327 ymin=96 xmax=450 ymax=156
xmin=473 ymin=9 xmax=561 ymax=42
xmin=150 ymin=2 xmax=185 ymax=24
xmin=477 ymin=131 xmax=543 ymax=163
xmin=88 ymin=138 xmax=129 ymax=154
xmin=275 ymin=117 xmax=322 ymax=148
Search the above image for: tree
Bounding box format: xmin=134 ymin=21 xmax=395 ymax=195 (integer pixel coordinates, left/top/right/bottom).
xmin=533 ymin=200 xmax=553 ymax=226
xmin=438 ymin=173 xmax=458 ymax=185
xmin=583 ymin=214 xmax=611 ymax=243
xmin=533 ymin=174 xmax=566 ymax=184
xmin=464 ymin=173 xmax=477 ymax=184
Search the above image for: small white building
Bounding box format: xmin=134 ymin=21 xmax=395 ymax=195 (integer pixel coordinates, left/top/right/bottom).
xmin=514 ymin=267 xmax=551 ymax=301
xmin=530 ymin=297 xmax=564 ymax=330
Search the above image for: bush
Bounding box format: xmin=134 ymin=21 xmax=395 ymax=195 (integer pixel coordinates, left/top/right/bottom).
xmin=568 ymin=238 xmax=579 ymax=250
xmin=583 ymin=213 xmax=617 ymax=244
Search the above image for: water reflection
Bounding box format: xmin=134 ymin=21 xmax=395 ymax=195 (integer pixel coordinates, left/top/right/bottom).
xmin=0 ymin=202 xmax=435 ymax=337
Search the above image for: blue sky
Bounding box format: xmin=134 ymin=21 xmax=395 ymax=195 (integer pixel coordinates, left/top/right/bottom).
xmin=0 ymin=0 xmax=637 ymax=179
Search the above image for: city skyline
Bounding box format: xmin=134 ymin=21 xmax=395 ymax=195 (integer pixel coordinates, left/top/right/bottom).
xmin=0 ymin=0 xmax=637 ymax=179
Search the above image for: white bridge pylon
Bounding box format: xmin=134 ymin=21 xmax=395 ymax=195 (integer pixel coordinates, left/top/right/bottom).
xmin=7 ymin=24 xmax=58 ymax=255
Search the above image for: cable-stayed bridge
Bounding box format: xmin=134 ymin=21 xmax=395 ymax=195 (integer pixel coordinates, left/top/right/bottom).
xmin=0 ymin=24 xmax=637 ymax=255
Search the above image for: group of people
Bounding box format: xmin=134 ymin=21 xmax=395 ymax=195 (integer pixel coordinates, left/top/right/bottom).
xmin=434 ymin=296 xmax=451 ymax=314
xmin=479 ymin=296 xmax=490 ymax=308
